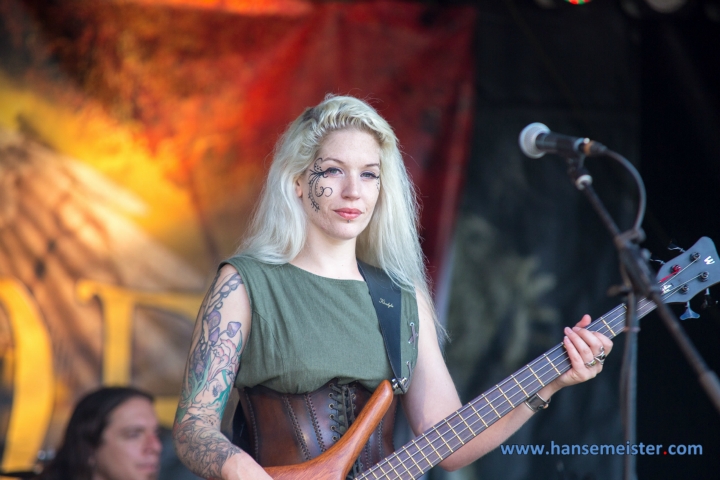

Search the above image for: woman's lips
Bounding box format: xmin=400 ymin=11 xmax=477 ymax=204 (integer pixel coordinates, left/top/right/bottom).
xmin=334 ymin=208 xmax=362 ymax=220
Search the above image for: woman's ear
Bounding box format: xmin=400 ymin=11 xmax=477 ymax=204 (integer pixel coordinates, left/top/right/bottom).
xmin=294 ymin=175 xmax=303 ymax=199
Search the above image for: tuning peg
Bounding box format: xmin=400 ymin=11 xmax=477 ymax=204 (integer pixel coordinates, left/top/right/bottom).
xmin=700 ymin=288 xmax=717 ymax=310
xmin=668 ymin=241 xmax=686 ymax=253
xmin=679 ymin=302 xmax=700 ymax=320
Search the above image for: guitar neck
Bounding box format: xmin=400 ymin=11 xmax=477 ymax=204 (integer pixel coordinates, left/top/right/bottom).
xmin=358 ymin=298 xmax=658 ymax=480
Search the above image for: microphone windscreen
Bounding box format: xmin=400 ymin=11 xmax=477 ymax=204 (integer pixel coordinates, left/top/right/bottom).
xmin=519 ymin=122 xmax=550 ymax=158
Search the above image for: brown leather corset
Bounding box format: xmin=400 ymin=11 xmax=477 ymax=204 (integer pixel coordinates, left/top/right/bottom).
xmin=235 ymin=380 xmax=398 ymax=475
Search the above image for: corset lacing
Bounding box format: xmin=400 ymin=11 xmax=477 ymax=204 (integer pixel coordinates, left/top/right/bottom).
xmin=328 ymin=382 xmax=362 ymax=478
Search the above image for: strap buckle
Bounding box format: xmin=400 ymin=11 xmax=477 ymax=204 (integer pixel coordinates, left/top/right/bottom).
xmin=524 ymin=393 xmax=551 ymax=413
xmin=391 ymin=377 xmax=408 ymax=394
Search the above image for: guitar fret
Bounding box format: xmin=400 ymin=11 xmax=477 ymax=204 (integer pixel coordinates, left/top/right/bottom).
xmin=446 ymin=421 xmax=464 ymax=445
xmin=497 ymin=385 xmax=514 ymax=407
xmin=482 ymin=394 xmax=502 ymax=419
xmin=511 ymin=374 xmax=529 ymax=397
xmin=424 ymin=431 xmax=443 ymax=462
xmin=468 ymin=401 xmax=489 ymax=428
xmin=411 ymin=453 xmax=430 ymax=476
xmin=378 ymin=449 xmax=407 ymax=478
xmin=387 ymin=454 xmax=403 ymax=478
xmin=527 ymin=364 xmax=545 ymax=386
xmin=414 ymin=438 xmax=433 ymax=470
xmin=405 ymin=442 xmax=423 ymax=474
xmin=458 ymin=412 xmax=476 ymax=436
xmin=544 ymin=353 xmax=562 ymax=375
xmin=600 ymin=316 xmax=617 ymax=337
xmin=397 ymin=452 xmax=415 ymax=475
xmin=433 ymin=425 xmax=455 ymax=454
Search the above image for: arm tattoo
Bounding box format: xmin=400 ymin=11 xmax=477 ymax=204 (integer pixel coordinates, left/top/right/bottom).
xmin=174 ymin=420 xmax=242 ymax=479
xmin=174 ymin=271 xmax=245 ymax=478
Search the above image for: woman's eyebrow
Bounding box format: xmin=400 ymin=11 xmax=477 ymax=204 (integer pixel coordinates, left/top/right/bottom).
xmin=319 ymin=156 xmax=343 ymax=164
xmin=320 ymin=158 xmax=380 ymax=168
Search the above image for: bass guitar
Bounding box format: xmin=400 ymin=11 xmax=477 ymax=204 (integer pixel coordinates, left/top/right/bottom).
xmin=265 ymin=237 xmax=720 ymax=480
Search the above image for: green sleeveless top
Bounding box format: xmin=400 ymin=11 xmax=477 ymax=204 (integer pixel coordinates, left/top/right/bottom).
xmin=221 ymin=256 xmax=419 ymax=394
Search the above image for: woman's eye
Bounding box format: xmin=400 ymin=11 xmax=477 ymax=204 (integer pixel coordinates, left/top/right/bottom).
xmin=362 ymin=172 xmax=379 ymax=179
xmin=325 ymin=167 xmax=342 ymax=175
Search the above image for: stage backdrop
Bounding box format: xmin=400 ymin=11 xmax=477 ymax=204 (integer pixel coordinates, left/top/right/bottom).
xmin=0 ymin=0 xmax=474 ymax=470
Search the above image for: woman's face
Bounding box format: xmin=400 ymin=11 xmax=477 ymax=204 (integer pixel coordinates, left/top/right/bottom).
xmin=91 ymin=397 xmax=161 ymax=480
xmin=295 ymin=128 xmax=381 ymax=245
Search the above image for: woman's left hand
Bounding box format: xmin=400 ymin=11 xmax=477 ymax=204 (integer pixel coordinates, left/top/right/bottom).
xmin=552 ymin=314 xmax=614 ymax=389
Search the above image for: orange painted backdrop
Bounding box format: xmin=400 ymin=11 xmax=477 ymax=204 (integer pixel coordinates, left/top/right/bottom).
xmin=0 ymin=0 xmax=474 ymax=469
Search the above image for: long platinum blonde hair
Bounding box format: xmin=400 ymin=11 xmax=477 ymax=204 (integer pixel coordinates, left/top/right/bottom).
xmin=239 ymin=95 xmax=433 ymax=307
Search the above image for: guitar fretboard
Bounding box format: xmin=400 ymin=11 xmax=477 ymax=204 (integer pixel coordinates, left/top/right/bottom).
xmin=357 ymin=299 xmax=658 ymax=480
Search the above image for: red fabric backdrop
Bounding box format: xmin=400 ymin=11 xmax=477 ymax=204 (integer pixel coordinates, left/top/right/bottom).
xmin=2 ymin=0 xmax=475 ymax=278
xmin=0 ymin=0 xmax=475 ymax=465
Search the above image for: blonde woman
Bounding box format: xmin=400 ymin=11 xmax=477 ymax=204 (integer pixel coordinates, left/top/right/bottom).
xmin=172 ymin=95 xmax=612 ymax=479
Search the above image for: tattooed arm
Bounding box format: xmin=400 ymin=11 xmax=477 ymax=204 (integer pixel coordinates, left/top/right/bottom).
xmin=173 ymin=264 xmax=271 ymax=480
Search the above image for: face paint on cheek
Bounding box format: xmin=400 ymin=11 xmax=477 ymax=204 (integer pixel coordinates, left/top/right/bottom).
xmin=308 ymin=158 xmax=333 ymax=212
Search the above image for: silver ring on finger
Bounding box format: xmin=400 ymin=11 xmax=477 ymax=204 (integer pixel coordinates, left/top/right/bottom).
xmin=594 ymin=346 xmax=607 ymax=364
xmin=584 ymin=358 xmax=598 ymax=368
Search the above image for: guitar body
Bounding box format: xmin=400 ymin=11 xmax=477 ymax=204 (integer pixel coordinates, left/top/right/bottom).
xmin=266 ymin=380 xmax=394 ymax=480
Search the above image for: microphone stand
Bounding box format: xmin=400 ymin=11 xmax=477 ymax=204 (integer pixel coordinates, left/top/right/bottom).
xmin=562 ymin=153 xmax=720 ymax=480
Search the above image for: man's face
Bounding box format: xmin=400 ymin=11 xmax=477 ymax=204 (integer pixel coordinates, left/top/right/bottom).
xmin=92 ymin=397 xmax=162 ymax=480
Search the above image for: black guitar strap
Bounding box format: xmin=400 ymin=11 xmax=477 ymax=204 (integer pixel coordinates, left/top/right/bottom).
xmin=357 ymin=261 xmax=408 ymax=394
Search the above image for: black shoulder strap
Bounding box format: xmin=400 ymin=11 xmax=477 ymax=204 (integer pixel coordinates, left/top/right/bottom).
xmin=357 ymin=261 xmax=407 ymax=394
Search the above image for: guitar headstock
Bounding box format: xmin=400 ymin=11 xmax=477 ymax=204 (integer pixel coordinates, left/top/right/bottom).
xmin=655 ymin=237 xmax=720 ymax=304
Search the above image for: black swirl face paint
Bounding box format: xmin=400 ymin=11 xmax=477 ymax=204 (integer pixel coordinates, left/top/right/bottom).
xmin=308 ymin=158 xmax=333 ymax=212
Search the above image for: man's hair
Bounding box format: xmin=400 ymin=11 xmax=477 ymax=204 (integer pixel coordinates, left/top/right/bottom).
xmin=239 ymin=95 xmax=433 ymax=304
xmin=38 ymin=387 xmax=154 ymax=480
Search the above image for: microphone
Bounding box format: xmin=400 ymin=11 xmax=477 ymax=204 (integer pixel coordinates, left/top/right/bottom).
xmin=519 ymin=123 xmax=607 ymax=158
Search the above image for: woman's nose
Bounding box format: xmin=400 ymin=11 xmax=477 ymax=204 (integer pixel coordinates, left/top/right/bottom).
xmin=341 ymin=176 xmax=360 ymax=199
